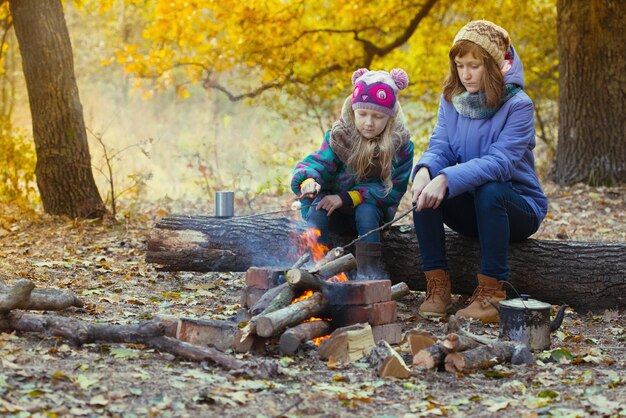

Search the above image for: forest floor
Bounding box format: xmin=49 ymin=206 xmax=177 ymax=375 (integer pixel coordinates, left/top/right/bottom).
xmin=0 ymin=181 xmax=624 ymax=418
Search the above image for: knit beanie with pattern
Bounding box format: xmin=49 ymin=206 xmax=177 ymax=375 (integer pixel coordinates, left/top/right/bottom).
xmin=351 ymin=68 xmax=409 ymax=117
xmin=453 ymin=20 xmax=510 ymax=65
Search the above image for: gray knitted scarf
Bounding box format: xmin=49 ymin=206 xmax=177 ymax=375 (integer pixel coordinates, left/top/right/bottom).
xmin=452 ymin=83 xmax=522 ymax=119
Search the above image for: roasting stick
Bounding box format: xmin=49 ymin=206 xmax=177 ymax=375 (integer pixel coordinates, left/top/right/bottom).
xmin=341 ymin=204 xmax=418 ymax=251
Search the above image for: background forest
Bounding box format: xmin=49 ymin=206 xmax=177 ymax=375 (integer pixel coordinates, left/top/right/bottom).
xmin=0 ymin=0 xmax=576 ymax=218
xmin=0 ymin=2 xmax=624 ymax=417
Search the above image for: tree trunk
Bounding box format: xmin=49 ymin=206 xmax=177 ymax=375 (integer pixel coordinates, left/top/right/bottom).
xmin=9 ymin=0 xmax=105 ymax=218
xmin=554 ymin=0 xmax=626 ymax=185
xmin=147 ymin=215 xmax=626 ymax=312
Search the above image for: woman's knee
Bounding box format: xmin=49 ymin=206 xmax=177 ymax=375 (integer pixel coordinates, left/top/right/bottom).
xmin=474 ymin=182 xmax=508 ymax=211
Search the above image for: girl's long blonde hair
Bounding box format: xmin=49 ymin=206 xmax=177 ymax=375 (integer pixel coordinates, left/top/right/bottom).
xmin=346 ymin=109 xmax=403 ymax=195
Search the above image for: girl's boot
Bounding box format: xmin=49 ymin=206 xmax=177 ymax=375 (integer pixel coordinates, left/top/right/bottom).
xmin=456 ymin=274 xmax=506 ymax=323
xmin=418 ymin=270 xmax=452 ymax=319
xmin=355 ymin=242 xmax=387 ymax=280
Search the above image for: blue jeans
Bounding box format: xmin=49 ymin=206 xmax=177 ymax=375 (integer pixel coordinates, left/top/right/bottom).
xmin=413 ymin=182 xmax=539 ymax=280
xmin=306 ymin=193 xmax=383 ymax=244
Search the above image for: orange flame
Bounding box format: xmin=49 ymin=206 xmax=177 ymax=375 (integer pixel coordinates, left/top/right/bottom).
xmin=292 ymin=228 xmax=352 ymax=345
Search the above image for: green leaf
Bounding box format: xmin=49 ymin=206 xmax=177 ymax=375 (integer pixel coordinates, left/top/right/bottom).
xmin=110 ymin=348 xmax=140 ymax=359
xmin=538 ymin=389 xmax=559 ymax=399
xmin=550 ymin=349 xmax=573 ymax=362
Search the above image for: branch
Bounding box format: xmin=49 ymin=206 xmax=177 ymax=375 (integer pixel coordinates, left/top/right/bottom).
xmin=356 ymin=0 xmax=440 ymax=67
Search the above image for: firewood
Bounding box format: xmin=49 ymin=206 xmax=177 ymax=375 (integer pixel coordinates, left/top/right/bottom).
xmin=368 ymin=340 xmax=411 ymax=379
xmin=279 ymin=320 xmax=331 ymax=355
xmin=405 ymin=329 xmax=437 ymax=355
xmin=390 ymin=282 xmax=410 ymax=300
xmin=444 ymin=341 xmax=530 ymax=373
xmin=176 ymin=318 xmax=238 ymax=350
xmin=0 ymin=279 xmax=83 ymax=313
xmin=255 ymin=292 xmax=328 ymax=338
xmin=442 ymin=333 xmax=483 ymax=353
xmin=286 ymin=269 xmax=326 ymax=290
xmin=412 ymin=343 xmax=446 ymax=371
xmin=309 ymin=247 xmax=344 ymax=272
xmin=315 ymin=253 xmax=356 ymax=280
xmin=319 ymin=323 xmax=376 ymax=365
xmin=249 ymin=283 xmax=291 ymax=315
xmin=238 ymin=284 xmax=297 ymax=342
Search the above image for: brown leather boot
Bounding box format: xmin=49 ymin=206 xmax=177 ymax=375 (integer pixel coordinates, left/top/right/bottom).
xmin=355 ymin=242 xmax=388 ymax=280
xmin=418 ymin=269 xmax=452 ymax=319
xmin=456 ymin=274 xmax=506 ymax=323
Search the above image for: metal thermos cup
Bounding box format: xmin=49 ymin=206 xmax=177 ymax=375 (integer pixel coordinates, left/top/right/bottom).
xmin=215 ymin=191 xmax=234 ymax=218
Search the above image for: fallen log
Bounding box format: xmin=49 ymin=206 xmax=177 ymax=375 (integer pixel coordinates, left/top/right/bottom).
xmin=146 ymin=215 xmax=626 ymax=311
xmin=0 ymin=279 xmax=83 ymax=312
xmin=279 ymin=320 xmax=332 ymax=355
xmin=255 ymin=291 xmax=328 ymax=338
xmin=0 ymin=312 xmax=277 ymax=378
xmin=444 ymin=341 xmax=533 ymax=373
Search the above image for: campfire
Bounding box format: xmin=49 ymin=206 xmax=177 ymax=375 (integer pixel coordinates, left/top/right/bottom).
xmin=230 ymin=227 xmax=408 ymax=357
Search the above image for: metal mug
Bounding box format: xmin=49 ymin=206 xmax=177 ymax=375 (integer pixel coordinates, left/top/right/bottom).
xmin=215 ymin=191 xmax=234 ymax=218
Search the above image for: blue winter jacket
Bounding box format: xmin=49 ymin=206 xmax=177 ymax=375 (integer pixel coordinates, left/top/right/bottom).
xmin=414 ymin=44 xmax=548 ymax=222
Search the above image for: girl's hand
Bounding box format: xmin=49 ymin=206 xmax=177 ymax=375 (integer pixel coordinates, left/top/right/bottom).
xmin=411 ymin=167 xmax=431 ymax=205
xmin=416 ymin=174 xmax=448 ymax=211
xmin=316 ymin=195 xmax=343 ymax=216
xmin=300 ymin=180 xmax=321 ymax=198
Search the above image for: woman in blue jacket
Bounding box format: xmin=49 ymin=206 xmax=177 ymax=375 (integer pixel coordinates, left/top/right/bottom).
xmin=411 ymin=20 xmax=548 ymax=322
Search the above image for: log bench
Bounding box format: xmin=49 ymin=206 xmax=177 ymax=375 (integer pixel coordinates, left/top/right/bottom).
xmin=146 ymin=215 xmax=626 ymax=312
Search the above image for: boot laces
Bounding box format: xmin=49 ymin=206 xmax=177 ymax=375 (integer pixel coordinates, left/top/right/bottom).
xmin=467 ymin=285 xmax=497 ymax=305
xmin=425 ymin=276 xmax=447 ymax=300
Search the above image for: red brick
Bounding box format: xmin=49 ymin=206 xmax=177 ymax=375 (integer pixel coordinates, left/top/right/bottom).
xmin=372 ymin=322 xmax=403 ymax=344
xmin=245 ymin=267 xmax=284 ymax=289
xmin=240 ymin=287 xmax=267 ymax=308
xmin=329 ymin=301 xmax=397 ymax=327
xmin=327 ymin=280 xmax=392 ymax=305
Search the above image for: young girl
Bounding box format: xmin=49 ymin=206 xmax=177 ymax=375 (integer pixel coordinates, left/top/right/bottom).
xmin=291 ymin=68 xmax=414 ymax=279
xmin=411 ymin=20 xmax=548 ymax=322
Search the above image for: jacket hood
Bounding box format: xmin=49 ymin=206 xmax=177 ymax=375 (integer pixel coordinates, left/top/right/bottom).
xmin=504 ymin=44 xmax=525 ymax=88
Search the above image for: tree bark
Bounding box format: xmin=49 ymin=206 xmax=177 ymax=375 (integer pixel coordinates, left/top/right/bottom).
xmin=554 ymin=0 xmax=626 ymax=185
xmin=9 ymin=0 xmax=106 ymax=218
xmin=146 ymin=215 xmax=626 ymax=312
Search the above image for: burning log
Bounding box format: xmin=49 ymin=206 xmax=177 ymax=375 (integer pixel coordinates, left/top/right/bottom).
xmin=368 ymin=339 xmax=411 ymax=379
xmin=310 ymin=247 xmax=345 ymax=272
xmin=0 ymin=279 xmax=83 ymax=312
xmin=279 ymin=320 xmax=332 ymax=355
xmin=443 ymin=341 xmax=533 ymax=373
xmin=255 ymin=292 xmax=328 ymax=338
xmin=319 ymin=323 xmax=376 ymax=365
xmin=286 ymin=253 xmax=356 ymax=291
xmin=147 ymin=215 xmax=626 ymax=312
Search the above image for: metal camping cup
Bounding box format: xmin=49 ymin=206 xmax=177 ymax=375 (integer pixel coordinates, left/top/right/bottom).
xmin=215 ymin=191 xmax=234 ymax=218
xmin=498 ymin=295 xmax=568 ymax=351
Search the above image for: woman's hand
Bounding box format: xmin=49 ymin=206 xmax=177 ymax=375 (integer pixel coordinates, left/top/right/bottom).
xmin=411 ymin=167 xmax=431 ymax=204
xmin=300 ymin=180 xmax=321 ymax=198
xmin=316 ymin=195 xmax=343 ymax=216
xmin=416 ymin=174 xmax=448 ymax=211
